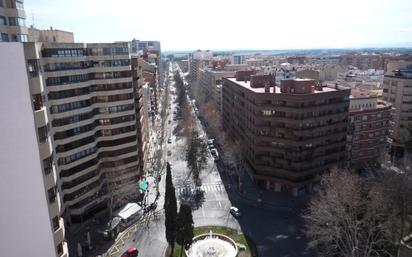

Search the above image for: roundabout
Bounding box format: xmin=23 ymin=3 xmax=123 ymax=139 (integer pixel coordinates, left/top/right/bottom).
xmin=185 ymin=230 xmax=238 ymax=257
xmin=167 ymin=226 xmax=257 ymax=257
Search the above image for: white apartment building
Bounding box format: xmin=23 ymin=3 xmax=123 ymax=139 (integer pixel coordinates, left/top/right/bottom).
xmin=0 ymin=43 xmax=67 ymax=257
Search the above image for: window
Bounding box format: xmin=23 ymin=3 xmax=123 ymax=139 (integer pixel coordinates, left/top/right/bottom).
xmin=362 ymin=115 xmax=368 ymax=121
xmin=38 ymin=125 xmax=48 ymax=143
xmin=0 ymin=16 xmax=6 ymax=25
xmin=8 ymin=17 xmax=25 ymax=26
xmin=48 ymin=187 xmax=56 ymax=203
xmin=13 ymin=34 xmax=28 ymax=42
xmin=16 ymin=1 xmax=24 ymax=10
xmin=27 ymin=59 xmax=39 ymax=77
xmin=56 ymin=243 xmax=63 ymax=256
xmin=0 ymin=33 xmax=8 ymax=42
xmin=5 ymin=0 xmax=15 ymax=8
xmin=43 ymin=155 xmax=53 ymax=175
xmin=0 ymin=0 xmax=3 ymax=7
xmin=52 ymin=216 xmax=59 ymax=231
xmin=32 ymin=94 xmax=43 ymax=111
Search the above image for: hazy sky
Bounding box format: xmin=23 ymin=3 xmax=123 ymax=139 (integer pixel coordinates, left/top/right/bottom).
xmin=25 ymin=0 xmax=412 ymax=51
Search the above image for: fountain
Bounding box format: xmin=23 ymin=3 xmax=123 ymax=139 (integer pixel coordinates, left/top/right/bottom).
xmin=185 ymin=230 xmax=238 ymax=257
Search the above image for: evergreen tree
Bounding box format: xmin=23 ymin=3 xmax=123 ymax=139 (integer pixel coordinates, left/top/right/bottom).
xmin=176 ymin=203 xmax=194 ymax=257
xmin=164 ymin=162 xmax=177 ymax=256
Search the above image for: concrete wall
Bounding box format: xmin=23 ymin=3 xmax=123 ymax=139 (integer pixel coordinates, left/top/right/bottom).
xmin=0 ymin=43 xmax=57 ymax=257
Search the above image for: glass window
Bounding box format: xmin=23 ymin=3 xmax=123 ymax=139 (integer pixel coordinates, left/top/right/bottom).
xmin=13 ymin=34 xmax=28 ymax=42
xmin=57 ymin=243 xmax=63 ymax=255
xmin=8 ymin=17 xmax=25 ymax=26
xmin=16 ymin=1 xmax=24 ymax=10
xmin=47 ymin=188 xmax=56 ymax=203
xmin=0 ymin=0 xmax=3 ymax=7
xmin=43 ymin=155 xmax=53 ymax=175
xmin=38 ymin=125 xmax=48 ymax=143
xmin=52 ymin=216 xmax=59 ymax=231
xmin=0 ymin=33 xmax=8 ymax=42
xmin=0 ymin=16 xmax=6 ymax=25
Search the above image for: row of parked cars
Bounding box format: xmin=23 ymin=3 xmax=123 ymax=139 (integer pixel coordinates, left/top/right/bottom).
xmin=207 ymin=139 xmax=219 ymax=161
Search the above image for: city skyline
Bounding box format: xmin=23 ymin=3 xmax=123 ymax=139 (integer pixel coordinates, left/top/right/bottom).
xmin=25 ymin=0 xmax=412 ymax=51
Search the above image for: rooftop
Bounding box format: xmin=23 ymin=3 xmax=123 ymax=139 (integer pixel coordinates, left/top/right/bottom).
xmin=227 ymin=78 xmax=340 ymax=94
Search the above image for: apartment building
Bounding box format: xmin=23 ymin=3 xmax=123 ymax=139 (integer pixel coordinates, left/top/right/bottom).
xmin=0 ymin=0 xmax=28 ymax=42
xmin=136 ymin=57 xmax=158 ymax=119
xmin=198 ymin=69 xmax=236 ymax=111
xmin=131 ymin=56 xmax=150 ymax=170
xmin=1 ymin=43 xmax=67 ymax=257
xmin=189 ymin=49 xmax=213 ymax=82
xmin=130 ymin=39 xmax=163 ymax=87
xmin=222 ymin=75 xmax=350 ymax=195
xmin=339 ymin=53 xmax=383 ymax=70
xmin=382 ymin=61 xmax=412 ymax=150
xmin=347 ymin=90 xmax=393 ymax=166
xmin=23 ymin=42 xmax=144 ymax=225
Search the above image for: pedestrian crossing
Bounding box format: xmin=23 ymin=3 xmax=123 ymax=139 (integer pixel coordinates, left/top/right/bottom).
xmin=176 ymin=183 xmax=225 ymax=195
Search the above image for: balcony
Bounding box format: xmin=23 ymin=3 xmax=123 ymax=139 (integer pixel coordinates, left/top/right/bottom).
xmin=69 ymin=197 xmax=106 ymax=216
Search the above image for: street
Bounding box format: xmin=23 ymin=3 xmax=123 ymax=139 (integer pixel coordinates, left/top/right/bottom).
xmin=117 ymin=63 xmax=315 ymax=257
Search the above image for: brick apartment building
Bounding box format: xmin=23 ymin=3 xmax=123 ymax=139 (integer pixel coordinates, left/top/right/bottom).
xmin=222 ymin=74 xmax=350 ymax=195
xmin=347 ymin=90 xmax=393 ymax=166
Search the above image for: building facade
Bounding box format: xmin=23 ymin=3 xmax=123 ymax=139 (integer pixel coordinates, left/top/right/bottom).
xmin=0 ymin=42 xmax=67 ymax=257
xmin=222 ymin=75 xmax=350 ymax=195
xmin=23 ymin=42 xmax=144 ymax=224
xmin=347 ymin=91 xmax=392 ymax=166
xmin=28 ymin=26 xmax=74 ymax=43
xmin=198 ymin=69 xmax=236 ymax=112
xmin=0 ymin=0 xmax=28 ymax=42
xmin=382 ymin=61 xmax=412 ymax=148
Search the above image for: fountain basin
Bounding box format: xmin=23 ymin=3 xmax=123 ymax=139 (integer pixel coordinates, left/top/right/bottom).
xmin=185 ymin=231 xmax=238 ymax=257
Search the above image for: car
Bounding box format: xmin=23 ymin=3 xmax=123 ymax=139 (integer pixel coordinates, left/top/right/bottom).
xmin=167 ymin=150 xmax=171 ymax=156
xmin=230 ymin=206 xmax=241 ymax=218
xmin=168 ymin=120 xmax=171 ymax=124
xmin=207 ymin=139 xmax=215 ymax=149
xmin=210 ymin=148 xmax=219 ymax=160
xmin=121 ymin=247 xmax=138 ymax=257
xmin=167 ymin=138 xmax=172 ymax=144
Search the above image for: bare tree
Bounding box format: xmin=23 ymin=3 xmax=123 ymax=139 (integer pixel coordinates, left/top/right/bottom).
xmin=303 ymin=168 xmax=397 ymax=257
xmin=378 ymin=167 xmax=412 ymax=256
xmin=105 ymin=169 xmax=140 ymax=218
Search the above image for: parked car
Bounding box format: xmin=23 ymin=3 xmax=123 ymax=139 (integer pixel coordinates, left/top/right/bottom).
xmin=210 ymin=148 xmax=219 ymax=161
xmin=230 ymin=206 xmax=241 ymax=218
xmin=207 ymin=139 xmax=215 ymax=149
xmin=168 ymin=138 xmax=172 ymax=144
xmin=121 ymin=247 xmax=138 ymax=257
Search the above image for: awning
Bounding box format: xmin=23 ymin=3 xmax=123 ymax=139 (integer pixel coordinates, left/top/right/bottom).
xmin=116 ymin=203 xmax=142 ymax=220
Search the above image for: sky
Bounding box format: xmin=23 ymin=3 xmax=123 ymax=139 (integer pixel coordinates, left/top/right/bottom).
xmin=25 ymin=0 xmax=412 ymax=51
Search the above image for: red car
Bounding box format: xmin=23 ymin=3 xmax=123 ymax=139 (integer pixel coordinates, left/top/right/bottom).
xmin=121 ymin=247 xmax=138 ymax=257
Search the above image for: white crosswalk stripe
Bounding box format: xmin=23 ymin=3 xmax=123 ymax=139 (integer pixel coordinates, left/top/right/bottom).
xmin=176 ymin=183 xmax=224 ymax=196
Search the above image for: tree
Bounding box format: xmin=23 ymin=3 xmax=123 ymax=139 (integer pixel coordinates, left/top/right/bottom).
xmin=164 ymin=163 xmax=177 ymax=256
xmin=303 ymin=169 xmax=397 ymax=257
xmin=378 ymin=168 xmax=412 ymax=256
xmin=186 ymin=129 xmax=208 ymax=184
xmin=176 ymin=203 xmax=194 ymax=257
